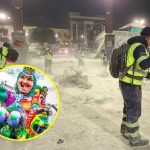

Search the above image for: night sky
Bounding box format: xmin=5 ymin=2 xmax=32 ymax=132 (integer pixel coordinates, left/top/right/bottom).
xmin=0 ymin=0 xmax=150 ymax=29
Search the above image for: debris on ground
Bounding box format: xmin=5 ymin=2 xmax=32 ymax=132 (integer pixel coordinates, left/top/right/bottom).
xmin=59 ymin=65 xmax=92 ymax=89
xmin=57 ymin=139 xmax=64 ymax=144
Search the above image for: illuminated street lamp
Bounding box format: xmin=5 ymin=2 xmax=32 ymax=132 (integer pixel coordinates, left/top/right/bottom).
xmin=134 ymin=20 xmax=139 ymax=24
xmin=81 ymin=35 xmax=84 ymax=39
xmin=0 ymin=13 xmax=7 ymax=20
xmin=140 ymin=19 xmax=145 ymax=25
xmin=134 ymin=19 xmax=145 ymax=25
xmin=55 ymin=34 xmax=58 ymax=38
xmin=0 ymin=12 xmax=11 ymax=37
xmin=0 ymin=12 xmax=11 ymax=21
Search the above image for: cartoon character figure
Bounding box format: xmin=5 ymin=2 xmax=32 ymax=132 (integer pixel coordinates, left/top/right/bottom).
xmin=26 ymin=109 xmax=49 ymax=137
xmin=31 ymin=86 xmax=48 ymax=109
xmin=31 ymin=86 xmax=42 ymax=109
xmin=5 ymin=67 xmax=36 ymax=115
xmin=0 ymin=67 xmax=37 ymax=139
xmin=0 ymin=67 xmax=51 ymax=139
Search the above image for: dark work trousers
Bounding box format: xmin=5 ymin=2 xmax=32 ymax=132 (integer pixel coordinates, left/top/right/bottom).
xmin=119 ymin=81 xmax=141 ymax=137
xmin=45 ymin=59 xmax=52 ymax=73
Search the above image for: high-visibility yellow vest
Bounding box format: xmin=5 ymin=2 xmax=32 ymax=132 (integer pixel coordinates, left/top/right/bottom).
xmin=0 ymin=47 xmax=8 ymax=69
xmin=120 ymin=43 xmax=149 ymax=85
xmin=45 ymin=51 xmax=53 ymax=60
xmin=78 ymin=52 xmax=85 ymax=58
xmin=100 ymin=52 xmax=107 ymax=62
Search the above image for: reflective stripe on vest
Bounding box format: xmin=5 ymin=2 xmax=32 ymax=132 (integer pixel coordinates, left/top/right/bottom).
xmin=120 ymin=43 xmax=149 ymax=85
xmin=136 ymin=55 xmax=148 ymax=68
xmin=128 ymin=66 xmax=147 ymax=76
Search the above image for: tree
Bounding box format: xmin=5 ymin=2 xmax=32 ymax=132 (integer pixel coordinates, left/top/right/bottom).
xmin=29 ymin=27 xmax=56 ymax=46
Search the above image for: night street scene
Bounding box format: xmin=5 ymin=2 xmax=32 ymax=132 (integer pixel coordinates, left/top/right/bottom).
xmin=0 ymin=0 xmax=150 ymax=149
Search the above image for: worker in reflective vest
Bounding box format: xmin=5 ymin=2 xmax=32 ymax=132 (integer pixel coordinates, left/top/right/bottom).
xmin=45 ymin=49 xmax=53 ymax=74
xmin=0 ymin=42 xmax=9 ymax=69
xmin=119 ymin=27 xmax=150 ymax=146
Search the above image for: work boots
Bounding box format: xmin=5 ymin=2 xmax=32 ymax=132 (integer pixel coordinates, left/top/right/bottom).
xmin=120 ymin=124 xmax=129 ymax=139
xmin=129 ymin=136 xmax=149 ymax=146
xmin=120 ymin=125 xmax=149 ymax=146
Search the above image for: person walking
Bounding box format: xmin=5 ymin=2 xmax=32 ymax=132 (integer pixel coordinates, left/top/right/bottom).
xmin=45 ymin=49 xmax=53 ymax=74
xmin=100 ymin=49 xmax=109 ymax=68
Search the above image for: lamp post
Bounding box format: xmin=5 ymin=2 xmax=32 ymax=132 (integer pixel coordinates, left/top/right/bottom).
xmin=11 ymin=0 xmax=23 ymax=32
xmin=11 ymin=0 xmax=28 ymax=64
xmin=105 ymin=0 xmax=113 ymax=33
xmin=104 ymin=0 xmax=115 ymax=51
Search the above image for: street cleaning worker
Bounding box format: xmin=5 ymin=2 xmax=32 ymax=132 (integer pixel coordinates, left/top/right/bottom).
xmin=100 ymin=49 xmax=108 ymax=68
xmin=45 ymin=49 xmax=53 ymax=73
xmin=119 ymin=27 xmax=150 ymax=146
xmin=0 ymin=42 xmax=9 ymax=69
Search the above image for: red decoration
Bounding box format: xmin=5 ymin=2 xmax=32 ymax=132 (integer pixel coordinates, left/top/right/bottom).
xmin=14 ymin=40 xmax=24 ymax=46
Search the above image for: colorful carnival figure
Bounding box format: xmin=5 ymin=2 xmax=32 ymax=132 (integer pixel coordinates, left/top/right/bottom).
xmin=0 ymin=67 xmax=51 ymax=139
xmin=0 ymin=67 xmax=37 ymax=139
xmin=31 ymin=86 xmax=48 ymax=109
xmin=26 ymin=109 xmax=49 ymax=138
xmin=3 ymin=67 xmax=37 ymax=114
xmin=20 ymin=85 xmax=48 ymax=111
xmin=0 ymin=109 xmax=26 ymax=139
xmin=39 ymin=86 xmax=48 ymax=107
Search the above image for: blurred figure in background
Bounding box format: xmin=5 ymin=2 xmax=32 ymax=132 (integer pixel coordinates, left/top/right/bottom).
xmin=77 ymin=50 xmax=85 ymax=67
xmin=100 ymin=49 xmax=109 ymax=68
xmin=0 ymin=42 xmax=10 ymax=69
xmin=45 ymin=48 xmax=53 ymax=74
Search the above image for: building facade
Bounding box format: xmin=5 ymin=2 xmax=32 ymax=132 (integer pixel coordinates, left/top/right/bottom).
xmin=0 ymin=12 xmax=106 ymax=50
xmin=69 ymin=12 xmax=105 ymax=49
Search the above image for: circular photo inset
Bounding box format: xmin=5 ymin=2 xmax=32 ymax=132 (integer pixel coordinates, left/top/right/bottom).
xmin=0 ymin=65 xmax=60 ymax=141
